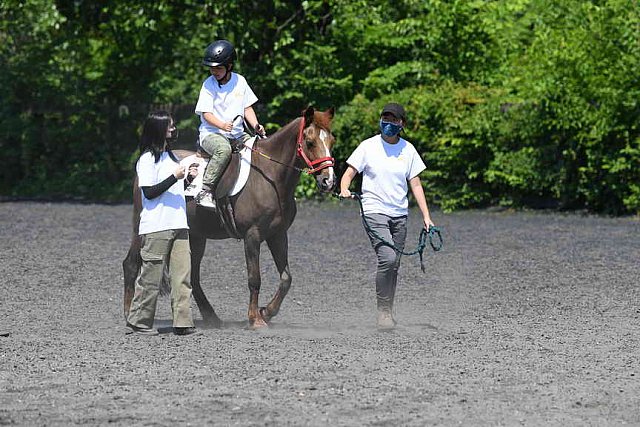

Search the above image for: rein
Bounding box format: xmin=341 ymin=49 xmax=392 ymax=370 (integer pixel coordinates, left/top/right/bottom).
xmin=232 ymin=114 xmax=305 ymax=171
xmin=340 ymin=193 xmax=443 ymax=273
xmin=241 ymin=115 xmax=335 ymax=175
xmin=243 ymin=142 xmax=307 ymax=173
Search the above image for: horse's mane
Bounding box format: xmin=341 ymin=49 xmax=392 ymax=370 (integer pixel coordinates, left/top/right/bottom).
xmin=255 ymin=117 xmax=301 ymax=149
xmin=255 ymin=110 xmax=331 ymax=150
xmin=278 ymin=117 xmax=303 ymax=133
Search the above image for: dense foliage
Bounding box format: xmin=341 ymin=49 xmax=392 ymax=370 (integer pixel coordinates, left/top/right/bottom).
xmin=1 ymin=0 xmax=638 ymax=214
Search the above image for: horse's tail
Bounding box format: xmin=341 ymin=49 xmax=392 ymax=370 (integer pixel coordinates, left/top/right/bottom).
xmin=122 ymin=235 xmax=141 ymax=319
xmin=123 ymin=176 xmax=142 ymax=319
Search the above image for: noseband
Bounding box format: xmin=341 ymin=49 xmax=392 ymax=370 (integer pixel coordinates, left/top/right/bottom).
xmin=296 ymin=116 xmax=335 ymax=174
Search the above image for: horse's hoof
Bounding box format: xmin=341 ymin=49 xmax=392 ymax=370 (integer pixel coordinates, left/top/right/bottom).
xmin=249 ymin=316 xmax=269 ymax=330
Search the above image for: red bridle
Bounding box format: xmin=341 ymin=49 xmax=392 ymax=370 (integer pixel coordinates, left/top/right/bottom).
xmin=296 ymin=116 xmax=335 ymax=174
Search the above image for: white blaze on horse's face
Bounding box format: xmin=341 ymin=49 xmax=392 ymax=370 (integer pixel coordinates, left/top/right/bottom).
xmin=319 ymin=129 xmax=335 ymax=184
xmin=313 ymin=127 xmax=335 ymax=192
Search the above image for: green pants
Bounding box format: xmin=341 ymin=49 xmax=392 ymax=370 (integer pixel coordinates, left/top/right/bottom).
xmin=200 ymin=133 xmax=250 ymax=190
xmin=127 ymin=229 xmax=194 ymax=329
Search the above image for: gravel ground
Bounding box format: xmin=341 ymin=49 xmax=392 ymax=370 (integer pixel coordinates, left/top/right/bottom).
xmin=0 ymin=201 xmax=639 ymax=426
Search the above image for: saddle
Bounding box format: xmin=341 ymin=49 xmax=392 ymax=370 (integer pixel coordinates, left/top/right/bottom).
xmin=196 ymin=138 xmax=245 ymax=238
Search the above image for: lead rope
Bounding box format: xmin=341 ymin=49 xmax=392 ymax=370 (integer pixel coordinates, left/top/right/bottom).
xmin=235 ymin=115 xmax=308 ymax=173
xmin=241 ymin=142 xmax=307 ymax=173
xmin=338 ymin=193 xmax=443 ymax=273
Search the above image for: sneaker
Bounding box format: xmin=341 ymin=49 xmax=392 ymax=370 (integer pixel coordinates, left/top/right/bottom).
xmin=126 ymin=323 xmax=159 ymax=336
xmin=174 ymin=327 xmax=201 ymax=336
xmin=195 ymin=189 xmax=216 ymax=209
xmin=377 ymin=310 xmax=396 ymax=331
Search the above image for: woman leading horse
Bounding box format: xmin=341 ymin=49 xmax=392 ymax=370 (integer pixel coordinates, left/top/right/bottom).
xmin=123 ymin=106 xmax=336 ymax=329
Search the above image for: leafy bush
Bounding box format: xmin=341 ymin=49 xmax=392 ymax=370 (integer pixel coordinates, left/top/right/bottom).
xmin=1 ymin=0 xmax=638 ymax=214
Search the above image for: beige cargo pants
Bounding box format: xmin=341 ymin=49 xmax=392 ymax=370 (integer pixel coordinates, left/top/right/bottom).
xmin=127 ymin=229 xmax=194 ymax=329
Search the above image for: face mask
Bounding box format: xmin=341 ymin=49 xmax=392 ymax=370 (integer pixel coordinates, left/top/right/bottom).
xmin=379 ymin=120 xmax=403 ymax=137
xmin=166 ymin=127 xmax=179 ymax=145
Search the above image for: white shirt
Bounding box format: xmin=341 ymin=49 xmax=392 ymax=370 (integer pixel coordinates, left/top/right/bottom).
xmin=137 ymin=151 xmax=189 ymax=235
xmin=346 ymin=135 xmax=426 ymax=217
xmin=195 ymin=72 xmax=258 ymax=142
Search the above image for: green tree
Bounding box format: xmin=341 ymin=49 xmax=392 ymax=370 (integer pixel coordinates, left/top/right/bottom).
xmin=1 ymin=0 xmax=638 ymax=214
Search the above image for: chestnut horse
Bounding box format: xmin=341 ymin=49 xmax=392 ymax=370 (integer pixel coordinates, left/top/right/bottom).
xmin=123 ymin=107 xmax=336 ymax=328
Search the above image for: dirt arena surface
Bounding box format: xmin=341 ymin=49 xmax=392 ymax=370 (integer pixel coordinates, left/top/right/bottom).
xmin=1 ymin=200 xmax=639 ymax=426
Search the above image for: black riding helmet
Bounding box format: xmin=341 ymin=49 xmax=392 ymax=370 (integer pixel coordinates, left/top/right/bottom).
xmin=203 ymin=40 xmax=236 ymax=67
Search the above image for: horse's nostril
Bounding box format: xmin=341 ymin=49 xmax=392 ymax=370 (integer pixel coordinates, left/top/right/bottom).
xmin=317 ymin=176 xmax=335 ymax=192
xmin=318 ymin=178 xmax=334 ymax=192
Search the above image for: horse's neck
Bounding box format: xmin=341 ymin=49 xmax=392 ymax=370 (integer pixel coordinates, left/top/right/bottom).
xmin=248 ymin=118 xmax=303 ymax=197
xmin=255 ymin=118 xmax=301 ymax=174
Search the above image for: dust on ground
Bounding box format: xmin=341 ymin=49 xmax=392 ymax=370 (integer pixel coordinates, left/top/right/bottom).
xmin=1 ymin=201 xmax=639 ymax=426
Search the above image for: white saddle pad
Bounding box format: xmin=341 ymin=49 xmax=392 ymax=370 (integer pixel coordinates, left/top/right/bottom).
xmin=181 ymin=136 xmax=256 ymax=198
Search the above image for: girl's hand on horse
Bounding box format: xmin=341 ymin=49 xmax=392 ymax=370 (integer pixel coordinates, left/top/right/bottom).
xmin=173 ymin=165 xmax=186 ymax=179
xmin=255 ymin=123 xmax=266 ymax=137
xmin=188 ymin=163 xmax=199 ymax=179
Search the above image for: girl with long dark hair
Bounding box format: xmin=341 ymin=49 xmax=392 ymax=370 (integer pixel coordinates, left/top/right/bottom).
xmin=126 ymin=111 xmax=198 ymax=336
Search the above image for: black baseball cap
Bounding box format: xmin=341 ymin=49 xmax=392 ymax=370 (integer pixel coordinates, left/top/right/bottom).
xmin=380 ymin=103 xmax=406 ymax=121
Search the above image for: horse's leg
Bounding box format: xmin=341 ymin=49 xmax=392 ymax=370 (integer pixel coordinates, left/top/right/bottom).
xmin=122 ymin=236 xmax=141 ymax=319
xmin=260 ymin=230 xmax=292 ymax=322
xmin=244 ymin=232 xmax=268 ymax=329
xmin=190 ymin=234 xmax=223 ymax=328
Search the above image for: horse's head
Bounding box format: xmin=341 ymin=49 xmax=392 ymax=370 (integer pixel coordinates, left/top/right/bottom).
xmin=297 ymin=106 xmax=336 ymax=192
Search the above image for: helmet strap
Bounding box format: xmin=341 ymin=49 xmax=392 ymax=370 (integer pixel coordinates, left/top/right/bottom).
xmin=216 ymin=64 xmax=233 ymax=87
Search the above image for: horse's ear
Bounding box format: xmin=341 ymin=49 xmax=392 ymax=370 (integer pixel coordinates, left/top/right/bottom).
xmin=303 ymin=106 xmax=315 ymax=126
xmin=326 ymin=107 xmax=335 ymax=120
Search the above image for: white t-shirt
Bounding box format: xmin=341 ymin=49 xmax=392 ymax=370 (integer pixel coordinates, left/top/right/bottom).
xmin=195 ymin=72 xmax=258 ymax=142
xmin=346 ymin=135 xmax=426 ymax=217
xmin=137 ymin=151 xmax=189 ymax=235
